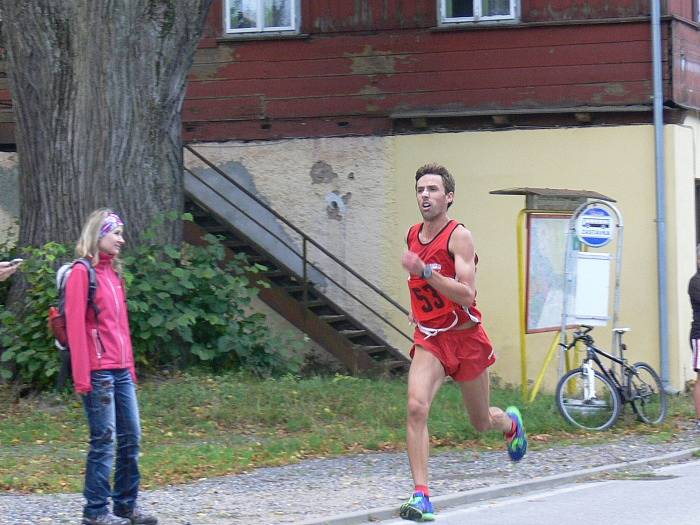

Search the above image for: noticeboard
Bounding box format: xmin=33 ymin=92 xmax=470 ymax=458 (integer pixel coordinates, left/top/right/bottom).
xmin=571 ymin=251 xmax=611 ymax=325
xmin=526 ymin=214 xmax=572 ymax=333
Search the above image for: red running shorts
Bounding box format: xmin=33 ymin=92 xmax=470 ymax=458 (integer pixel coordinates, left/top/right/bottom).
xmin=410 ymin=323 xmax=496 ymax=382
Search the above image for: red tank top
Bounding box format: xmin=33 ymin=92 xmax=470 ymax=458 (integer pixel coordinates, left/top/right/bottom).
xmin=406 ymin=220 xmax=482 ymax=328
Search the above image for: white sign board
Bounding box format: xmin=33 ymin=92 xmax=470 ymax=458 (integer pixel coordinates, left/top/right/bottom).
xmin=571 ymin=251 xmax=611 ymax=326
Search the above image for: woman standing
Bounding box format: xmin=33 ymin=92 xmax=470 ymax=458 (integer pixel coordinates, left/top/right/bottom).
xmin=66 ymin=209 xmax=157 ymax=525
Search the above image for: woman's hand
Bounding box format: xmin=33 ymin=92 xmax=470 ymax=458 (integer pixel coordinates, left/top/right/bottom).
xmin=0 ymin=261 xmax=18 ymax=282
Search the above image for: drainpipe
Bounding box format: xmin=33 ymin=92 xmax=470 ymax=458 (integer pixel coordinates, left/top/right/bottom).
xmin=651 ymin=0 xmax=670 ymax=388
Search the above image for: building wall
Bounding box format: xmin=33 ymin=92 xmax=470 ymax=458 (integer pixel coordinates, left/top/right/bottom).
xmin=185 ymin=138 xmax=406 ymax=346
xmin=185 ymin=18 xmax=664 ymax=142
xmin=523 ymin=1 xmax=649 ymax=21
xmin=0 ymin=112 xmax=694 ymax=389
xmin=667 ymin=0 xmax=696 ymax=20
xmin=672 ymin=18 xmax=700 ymax=110
xmin=673 ymin=113 xmax=700 ymax=387
xmin=190 ymin=123 xmax=696 ymax=391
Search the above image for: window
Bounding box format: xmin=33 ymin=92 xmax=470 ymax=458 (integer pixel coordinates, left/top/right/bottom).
xmin=440 ymin=0 xmax=518 ymax=23
xmin=225 ymin=0 xmax=298 ymax=34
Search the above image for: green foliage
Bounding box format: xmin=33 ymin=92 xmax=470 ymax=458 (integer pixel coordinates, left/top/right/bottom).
xmin=0 ymin=226 xmax=19 ymax=305
xmin=0 ymin=214 xmax=301 ymax=389
xmin=0 ymin=242 xmax=68 ymax=387
xmin=123 ymin=214 xmax=301 ymax=376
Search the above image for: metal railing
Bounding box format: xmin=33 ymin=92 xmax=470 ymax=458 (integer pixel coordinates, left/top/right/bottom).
xmin=184 ymin=144 xmax=412 ymax=345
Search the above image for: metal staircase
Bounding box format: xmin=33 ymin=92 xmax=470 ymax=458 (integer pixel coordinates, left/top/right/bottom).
xmin=183 ymin=145 xmax=411 ymax=376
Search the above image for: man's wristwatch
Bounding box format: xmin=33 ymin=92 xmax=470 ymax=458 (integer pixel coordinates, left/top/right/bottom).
xmin=421 ymin=265 xmax=433 ymax=279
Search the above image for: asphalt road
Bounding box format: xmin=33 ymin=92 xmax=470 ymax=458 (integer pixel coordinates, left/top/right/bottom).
xmin=374 ymin=459 xmax=700 ymax=525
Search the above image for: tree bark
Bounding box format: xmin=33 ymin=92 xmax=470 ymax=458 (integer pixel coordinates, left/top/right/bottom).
xmin=0 ymin=0 xmax=213 ymax=247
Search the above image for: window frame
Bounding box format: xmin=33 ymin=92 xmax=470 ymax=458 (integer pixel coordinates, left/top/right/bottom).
xmin=438 ymin=0 xmax=519 ymax=24
xmin=223 ymin=0 xmax=300 ymax=35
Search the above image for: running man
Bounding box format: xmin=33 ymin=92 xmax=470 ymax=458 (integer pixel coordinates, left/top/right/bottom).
xmin=399 ymin=163 xmax=526 ymax=522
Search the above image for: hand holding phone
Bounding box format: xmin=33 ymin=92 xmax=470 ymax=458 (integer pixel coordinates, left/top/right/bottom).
xmin=10 ymin=258 xmax=23 ymax=266
xmin=0 ymin=260 xmax=20 ymax=281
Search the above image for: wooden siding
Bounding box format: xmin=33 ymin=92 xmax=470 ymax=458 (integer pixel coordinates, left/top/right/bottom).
xmin=183 ymin=20 xmax=666 ymax=141
xmin=301 ymin=0 xmax=436 ymax=32
xmin=672 ymin=18 xmax=700 ymax=108
xmin=0 ymin=50 xmax=15 ymax=144
xmin=523 ymin=1 xmax=649 ymax=21
xmin=1 ymin=2 xmax=697 ymax=144
xmin=667 ymin=0 xmax=695 ymax=21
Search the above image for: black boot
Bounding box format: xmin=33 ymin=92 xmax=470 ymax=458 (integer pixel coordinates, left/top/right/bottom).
xmin=82 ymin=513 xmax=131 ymax=525
xmin=114 ymin=506 xmax=158 ymax=525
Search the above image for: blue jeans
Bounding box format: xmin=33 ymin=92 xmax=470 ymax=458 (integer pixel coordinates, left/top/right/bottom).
xmin=82 ymin=369 xmax=141 ymax=518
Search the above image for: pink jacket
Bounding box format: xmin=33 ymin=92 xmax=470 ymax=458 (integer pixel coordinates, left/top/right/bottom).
xmin=65 ymin=253 xmax=137 ymax=394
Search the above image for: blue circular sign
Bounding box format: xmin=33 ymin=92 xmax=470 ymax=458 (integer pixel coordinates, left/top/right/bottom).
xmin=575 ymin=206 xmax=615 ymax=247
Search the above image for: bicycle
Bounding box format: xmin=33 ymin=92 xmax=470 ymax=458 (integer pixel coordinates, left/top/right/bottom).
xmin=555 ymin=325 xmax=667 ymax=431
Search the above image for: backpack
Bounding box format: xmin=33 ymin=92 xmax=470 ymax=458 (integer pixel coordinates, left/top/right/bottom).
xmin=47 ymin=258 xmax=99 ymax=389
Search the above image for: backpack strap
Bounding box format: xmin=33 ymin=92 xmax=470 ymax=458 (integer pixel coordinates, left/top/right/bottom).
xmin=72 ymin=258 xmax=99 ymax=318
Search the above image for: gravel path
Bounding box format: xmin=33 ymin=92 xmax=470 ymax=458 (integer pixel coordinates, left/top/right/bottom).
xmin=1 ymin=424 xmax=699 ymax=525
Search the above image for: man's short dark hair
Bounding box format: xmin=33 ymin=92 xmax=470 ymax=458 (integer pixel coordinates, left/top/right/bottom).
xmin=415 ymin=163 xmax=455 ymax=208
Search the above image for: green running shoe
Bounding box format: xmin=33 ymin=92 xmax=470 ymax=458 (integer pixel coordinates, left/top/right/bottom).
xmin=505 ymin=406 xmax=527 ymax=462
xmin=399 ymin=492 xmax=435 ymax=522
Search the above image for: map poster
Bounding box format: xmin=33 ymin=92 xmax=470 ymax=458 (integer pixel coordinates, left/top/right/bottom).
xmin=526 ymin=214 xmax=572 ymax=333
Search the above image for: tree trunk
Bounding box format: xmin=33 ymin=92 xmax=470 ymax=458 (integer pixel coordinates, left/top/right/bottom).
xmin=0 ymin=0 xmax=213 ymax=247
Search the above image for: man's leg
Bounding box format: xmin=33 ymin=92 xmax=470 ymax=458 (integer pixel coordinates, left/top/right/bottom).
xmin=400 ymin=346 xmax=445 ymax=522
xmin=406 ymin=346 xmax=445 ymax=487
xmin=459 ymin=369 xmax=527 ymax=461
xmin=458 ymin=369 xmax=511 ymax=433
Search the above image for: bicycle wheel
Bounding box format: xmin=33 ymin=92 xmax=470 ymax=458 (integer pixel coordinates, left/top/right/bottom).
xmin=556 ymin=367 xmax=622 ymax=431
xmin=629 ymin=362 xmax=667 ymax=424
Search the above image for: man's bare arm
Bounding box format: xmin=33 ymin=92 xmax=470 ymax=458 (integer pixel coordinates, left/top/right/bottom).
xmin=401 ymin=226 xmax=476 ymax=306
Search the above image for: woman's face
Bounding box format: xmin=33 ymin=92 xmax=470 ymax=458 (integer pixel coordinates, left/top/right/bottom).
xmin=98 ymin=226 xmax=125 ymax=256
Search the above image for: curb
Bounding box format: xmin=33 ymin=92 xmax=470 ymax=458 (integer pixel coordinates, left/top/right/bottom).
xmin=297 ymin=446 xmax=700 ymax=525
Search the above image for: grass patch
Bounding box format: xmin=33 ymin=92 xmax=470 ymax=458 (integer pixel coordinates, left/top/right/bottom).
xmin=0 ymin=372 xmax=695 ymax=493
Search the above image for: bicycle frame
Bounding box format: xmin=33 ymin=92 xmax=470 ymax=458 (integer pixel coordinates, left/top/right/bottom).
xmin=557 ymin=325 xmax=667 ymax=429
xmin=564 ymin=332 xmax=633 ymax=403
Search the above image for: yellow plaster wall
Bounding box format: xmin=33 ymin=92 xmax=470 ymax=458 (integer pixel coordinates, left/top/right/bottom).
xmin=390 ymin=126 xmax=674 ymax=391
xmin=671 ymin=117 xmax=700 ymax=389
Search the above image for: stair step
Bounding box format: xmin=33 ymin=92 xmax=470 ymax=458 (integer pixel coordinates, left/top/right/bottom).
xmin=384 ymin=360 xmax=410 ymax=372
xmin=358 ymin=345 xmax=390 ymax=355
xmin=222 ymin=238 xmax=251 ymax=249
xmin=304 ymin=299 xmax=326 ymax=308
xmin=200 ymin=224 xmax=231 ymax=234
xmin=339 ymin=329 xmax=368 ymax=338
xmin=318 ymin=314 xmax=346 ymax=323
xmin=283 ymin=284 xmax=309 ymax=294
xmin=260 ymin=269 xmax=285 ymax=278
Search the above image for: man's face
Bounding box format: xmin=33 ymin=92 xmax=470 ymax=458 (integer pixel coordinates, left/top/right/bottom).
xmin=415 ymin=174 xmax=453 ymax=221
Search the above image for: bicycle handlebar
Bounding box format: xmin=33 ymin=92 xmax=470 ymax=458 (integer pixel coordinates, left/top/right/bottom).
xmin=560 ymin=324 xmax=594 ymax=351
